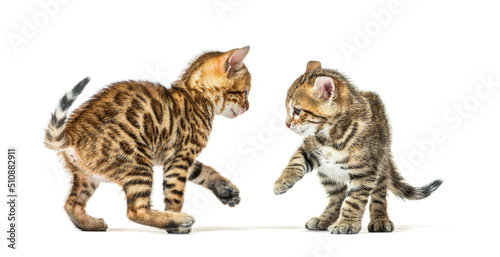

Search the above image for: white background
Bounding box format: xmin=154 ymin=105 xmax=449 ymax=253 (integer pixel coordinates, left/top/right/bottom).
xmin=1 ymin=0 xmax=499 ymax=256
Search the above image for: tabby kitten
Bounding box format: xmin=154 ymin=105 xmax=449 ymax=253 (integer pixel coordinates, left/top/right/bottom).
xmin=44 ymin=46 xmax=251 ymax=234
xmin=274 ymin=61 xmax=442 ymax=234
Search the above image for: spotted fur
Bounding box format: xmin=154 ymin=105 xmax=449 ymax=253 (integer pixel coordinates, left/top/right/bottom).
xmin=45 ymin=46 xmax=251 ymax=233
xmin=274 ymin=61 xmax=442 ymax=234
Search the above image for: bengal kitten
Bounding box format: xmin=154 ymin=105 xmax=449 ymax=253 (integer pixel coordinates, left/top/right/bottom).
xmin=44 ymin=46 xmax=251 ymax=234
xmin=274 ymin=61 xmax=443 ymax=234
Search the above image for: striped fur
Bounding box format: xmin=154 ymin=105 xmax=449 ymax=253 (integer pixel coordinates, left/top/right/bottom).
xmin=44 ymin=77 xmax=90 ymax=150
xmin=45 ymin=46 xmax=250 ymax=233
xmin=275 ymin=61 xmax=443 ymax=234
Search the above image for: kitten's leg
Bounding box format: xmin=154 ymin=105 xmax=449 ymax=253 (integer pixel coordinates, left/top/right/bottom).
xmin=274 ymin=145 xmax=317 ymax=195
xmin=160 ymin=153 xmax=197 ymax=233
xmin=123 ymin=161 xmax=194 ymax=234
xmin=187 ymin=161 xmax=240 ymax=207
xmin=64 ymin=173 xmax=107 ymax=231
xmin=306 ymin=180 xmax=347 ymax=230
xmin=368 ymin=169 xmax=394 ymax=232
xmin=162 ymin=158 xmax=189 ymax=213
xmin=328 ymin=168 xmax=377 ymax=234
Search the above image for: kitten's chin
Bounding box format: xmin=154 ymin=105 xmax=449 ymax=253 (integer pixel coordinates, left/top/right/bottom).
xmin=221 ymin=107 xmax=245 ymax=119
xmin=297 ymin=131 xmax=315 ymax=137
xmin=292 ymin=126 xmax=317 ymax=137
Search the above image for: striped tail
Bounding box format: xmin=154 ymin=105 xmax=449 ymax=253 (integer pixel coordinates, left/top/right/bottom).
xmin=388 ymin=162 xmax=443 ymax=200
xmin=44 ymin=77 xmax=90 ymax=151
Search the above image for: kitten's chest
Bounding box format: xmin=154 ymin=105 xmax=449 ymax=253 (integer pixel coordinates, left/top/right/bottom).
xmin=315 ymin=146 xmax=350 ymax=183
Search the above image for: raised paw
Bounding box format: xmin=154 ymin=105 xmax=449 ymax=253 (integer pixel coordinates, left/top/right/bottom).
xmin=328 ymin=220 xmax=361 ymax=234
xmin=274 ymin=174 xmax=300 ymax=195
xmin=368 ymin=219 xmax=394 ymax=233
xmin=305 ymin=217 xmax=333 ymax=231
xmin=208 ymin=179 xmax=240 ymax=207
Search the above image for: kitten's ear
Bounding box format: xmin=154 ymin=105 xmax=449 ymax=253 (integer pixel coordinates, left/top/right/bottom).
xmin=313 ymin=77 xmax=335 ymax=102
xmin=223 ymin=46 xmax=250 ymax=78
xmin=306 ymin=61 xmax=322 ymax=72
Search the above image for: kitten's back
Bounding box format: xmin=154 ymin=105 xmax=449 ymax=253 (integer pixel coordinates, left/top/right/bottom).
xmin=361 ymin=91 xmax=391 ymax=146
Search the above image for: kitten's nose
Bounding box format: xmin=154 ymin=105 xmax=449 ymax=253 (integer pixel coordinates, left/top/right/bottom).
xmin=285 ymin=123 xmax=291 ymax=128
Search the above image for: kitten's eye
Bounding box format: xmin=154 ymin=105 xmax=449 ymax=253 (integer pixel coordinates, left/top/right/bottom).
xmin=244 ymin=90 xmax=248 ymax=98
xmin=294 ymin=108 xmax=302 ymax=115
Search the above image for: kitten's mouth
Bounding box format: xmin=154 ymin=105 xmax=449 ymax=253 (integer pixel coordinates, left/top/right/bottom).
xmin=223 ymin=106 xmax=246 ymax=119
xmin=226 ymin=108 xmax=238 ymax=118
xmin=293 ymin=128 xmax=305 ymax=135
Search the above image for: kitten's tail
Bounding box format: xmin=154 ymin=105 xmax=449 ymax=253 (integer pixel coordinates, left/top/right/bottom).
xmin=44 ymin=77 xmax=90 ymax=151
xmin=388 ymin=162 xmax=443 ymax=200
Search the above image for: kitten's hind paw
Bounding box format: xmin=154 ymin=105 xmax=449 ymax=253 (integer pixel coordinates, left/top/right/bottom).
xmin=305 ymin=217 xmax=333 ymax=231
xmin=70 ymin=215 xmax=108 ymax=232
xmin=91 ymin=218 xmax=109 ymax=232
xmin=368 ymin=219 xmax=394 ymax=232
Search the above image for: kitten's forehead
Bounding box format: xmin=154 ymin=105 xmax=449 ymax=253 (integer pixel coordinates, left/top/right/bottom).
xmin=286 ymin=68 xmax=352 ymax=106
xmin=228 ymin=66 xmax=251 ymax=90
xmin=287 ymin=88 xmax=320 ymax=109
xmin=286 ymin=74 xmax=317 ymax=106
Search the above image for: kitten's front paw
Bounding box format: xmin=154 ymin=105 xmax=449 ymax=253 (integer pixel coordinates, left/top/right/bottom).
xmin=305 ymin=217 xmax=333 ymax=231
xmin=165 ymin=212 xmax=195 ymax=234
xmin=328 ymin=220 xmax=361 ymax=234
xmin=166 ymin=227 xmax=192 ymax=234
xmin=368 ymin=219 xmax=394 ymax=232
xmin=165 ymin=212 xmax=195 ymax=228
xmin=208 ymin=179 xmax=240 ymax=207
xmin=274 ymin=175 xmax=299 ymax=195
xmin=273 ymin=181 xmax=289 ymax=195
